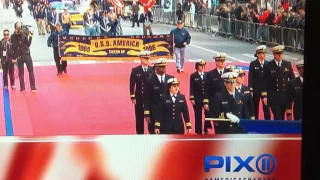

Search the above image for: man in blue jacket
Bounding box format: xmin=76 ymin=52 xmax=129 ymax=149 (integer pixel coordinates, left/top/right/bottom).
xmin=170 ymin=20 xmax=191 ymax=73
xmin=47 ymin=23 xmax=68 ymax=75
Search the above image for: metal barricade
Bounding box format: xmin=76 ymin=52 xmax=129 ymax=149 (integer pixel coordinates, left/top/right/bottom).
xmin=183 ymin=12 xmax=197 ymax=28
xmin=234 ymin=20 xmax=247 ymax=40
xmin=218 ymin=18 xmax=231 ymax=36
xmin=168 ymin=11 xmax=176 ymax=25
xmin=151 ymin=8 xmax=305 ymax=52
xmin=267 ymin=25 xmax=283 ymax=45
xmin=283 ymin=28 xmax=298 ymax=50
xmin=208 ymin=15 xmax=219 ymax=33
xmin=196 ymin=13 xmax=202 ymax=29
xmin=256 ymin=24 xmax=269 ymax=43
xmin=245 ymin=22 xmax=256 ymax=41
xmin=153 ymin=8 xmax=161 ymax=23
xmin=297 ymin=29 xmax=304 ymax=51
xmin=163 ymin=11 xmax=170 ymax=24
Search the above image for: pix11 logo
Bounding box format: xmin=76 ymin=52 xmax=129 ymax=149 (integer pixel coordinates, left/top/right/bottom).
xmin=204 ymin=154 xmax=277 ymax=178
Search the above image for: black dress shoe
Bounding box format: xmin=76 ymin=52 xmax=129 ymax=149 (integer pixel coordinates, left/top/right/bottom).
xmin=63 ymin=69 xmax=67 ymax=73
xmin=204 ymin=129 xmax=209 ymax=134
xmin=177 ymin=69 xmax=180 ymax=73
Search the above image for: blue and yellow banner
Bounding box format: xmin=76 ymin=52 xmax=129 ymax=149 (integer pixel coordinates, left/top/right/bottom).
xmin=59 ymin=35 xmax=174 ymax=61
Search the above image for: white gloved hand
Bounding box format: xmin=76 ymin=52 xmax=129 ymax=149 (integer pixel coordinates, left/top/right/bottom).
xmin=226 ymin=113 xmax=240 ymax=123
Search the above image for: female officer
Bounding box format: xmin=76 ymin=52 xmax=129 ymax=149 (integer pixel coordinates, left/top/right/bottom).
xmin=154 ymin=78 xmax=192 ymax=134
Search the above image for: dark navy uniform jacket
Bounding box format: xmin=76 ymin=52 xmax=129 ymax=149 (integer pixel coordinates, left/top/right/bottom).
xmin=262 ymin=60 xmax=295 ymax=104
xmin=155 ymin=93 xmax=192 ymax=133
xmin=286 ymin=77 xmax=303 ymax=120
xmin=129 ymin=65 xmax=153 ymax=104
xmin=143 ymin=73 xmax=174 ymax=118
xmin=47 ymin=30 xmax=68 ymax=47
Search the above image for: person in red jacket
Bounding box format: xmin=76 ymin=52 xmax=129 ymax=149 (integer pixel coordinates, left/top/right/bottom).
xmin=282 ymin=0 xmax=289 ymax=11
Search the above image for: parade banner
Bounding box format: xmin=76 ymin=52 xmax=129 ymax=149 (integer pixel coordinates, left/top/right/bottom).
xmin=59 ymin=35 xmax=174 ymax=61
xmin=0 ymin=135 xmax=301 ymax=180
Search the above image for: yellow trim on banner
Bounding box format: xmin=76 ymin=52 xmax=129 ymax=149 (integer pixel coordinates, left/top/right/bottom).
xmin=61 ymin=56 xmax=174 ymax=61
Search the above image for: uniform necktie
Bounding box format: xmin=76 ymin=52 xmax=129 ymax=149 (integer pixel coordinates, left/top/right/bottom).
xmin=278 ymin=62 xmax=280 ymax=67
xmin=160 ymin=76 xmax=164 ymax=83
xmin=200 ymin=73 xmax=203 ymax=80
xmin=172 ymin=95 xmax=176 ymax=102
xmin=230 ymin=94 xmax=234 ymax=99
xmin=144 ymin=68 xmax=147 ymax=72
xmin=261 ymin=63 xmax=263 ymax=68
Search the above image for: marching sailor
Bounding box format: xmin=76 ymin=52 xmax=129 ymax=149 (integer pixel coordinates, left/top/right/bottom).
xmin=155 ymin=78 xmax=192 ymax=134
xmin=189 ymin=59 xmax=207 ymax=134
xmin=234 ymin=68 xmax=255 ymax=120
xmin=203 ymin=53 xmax=227 ymax=134
xmin=208 ymin=72 xmax=250 ymax=134
xmin=262 ymin=45 xmax=295 ymax=120
xmin=129 ymin=50 xmax=153 ymax=134
xmin=143 ymin=58 xmax=174 ymax=134
xmin=248 ymin=45 xmax=271 ymax=120
xmin=286 ymin=60 xmax=303 ymax=121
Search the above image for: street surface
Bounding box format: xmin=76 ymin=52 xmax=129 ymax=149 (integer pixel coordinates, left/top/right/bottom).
xmin=0 ymin=3 xmax=303 ymax=66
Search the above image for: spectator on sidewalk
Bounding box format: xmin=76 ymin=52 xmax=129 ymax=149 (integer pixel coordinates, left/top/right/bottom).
xmin=131 ymin=0 xmax=140 ymax=27
xmin=218 ymin=5 xmax=229 ymax=37
xmin=189 ymin=0 xmax=196 ymax=27
xmin=249 ymin=0 xmax=258 ymax=12
xmin=176 ymin=3 xmax=183 ymax=21
xmin=0 ymin=29 xmax=16 ymax=90
xmin=61 ymin=7 xmax=71 ymax=33
xmin=198 ymin=3 xmax=207 ymax=30
xmin=35 ymin=3 xmax=46 ymax=35
xmin=170 ymin=20 xmax=191 ymax=73
xmin=282 ymin=0 xmax=289 ymax=11
xmin=83 ymin=7 xmax=97 ymax=36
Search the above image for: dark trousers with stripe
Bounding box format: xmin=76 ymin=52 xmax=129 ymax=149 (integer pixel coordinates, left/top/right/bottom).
xmin=270 ymin=104 xmax=286 ymax=120
xmin=53 ymin=47 xmax=67 ymax=73
xmin=134 ymin=102 xmax=144 ymax=134
xmin=1 ymin=60 xmax=15 ymax=87
xmin=253 ymin=92 xmax=271 ymax=120
xmin=193 ymin=101 xmax=204 ymax=134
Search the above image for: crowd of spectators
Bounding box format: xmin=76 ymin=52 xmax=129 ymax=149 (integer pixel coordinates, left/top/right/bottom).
xmin=173 ymin=0 xmax=304 ymax=49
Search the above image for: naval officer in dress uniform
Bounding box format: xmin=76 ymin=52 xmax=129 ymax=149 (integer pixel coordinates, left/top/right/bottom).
xmin=248 ymin=45 xmax=271 ymax=120
xmin=154 ymin=78 xmax=192 ymax=134
xmin=203 ymin=53 xmax=227 ymax=134
xmin=143 ymin=58 xmax=174 ymax=134
xmin=234 ymin=68 xmax=255 ymax=120
xmin=286 ymin=60 xmax=303 ymax=121
xmin=208 ymin=71 xmax=250 ymax=134
xmin=262 ymin=45 xmax=295 ymax=120
xmin=129 ymin=50 xmax=153 ymax=134
xmin=189 ymin=59 xmax=207 ymax=134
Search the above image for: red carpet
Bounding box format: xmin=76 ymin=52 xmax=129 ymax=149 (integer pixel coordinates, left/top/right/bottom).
xmin=9 ymin=62 xmax=294 ymax=135
xmin=0 ymin=89 xmax=5 ymax=135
